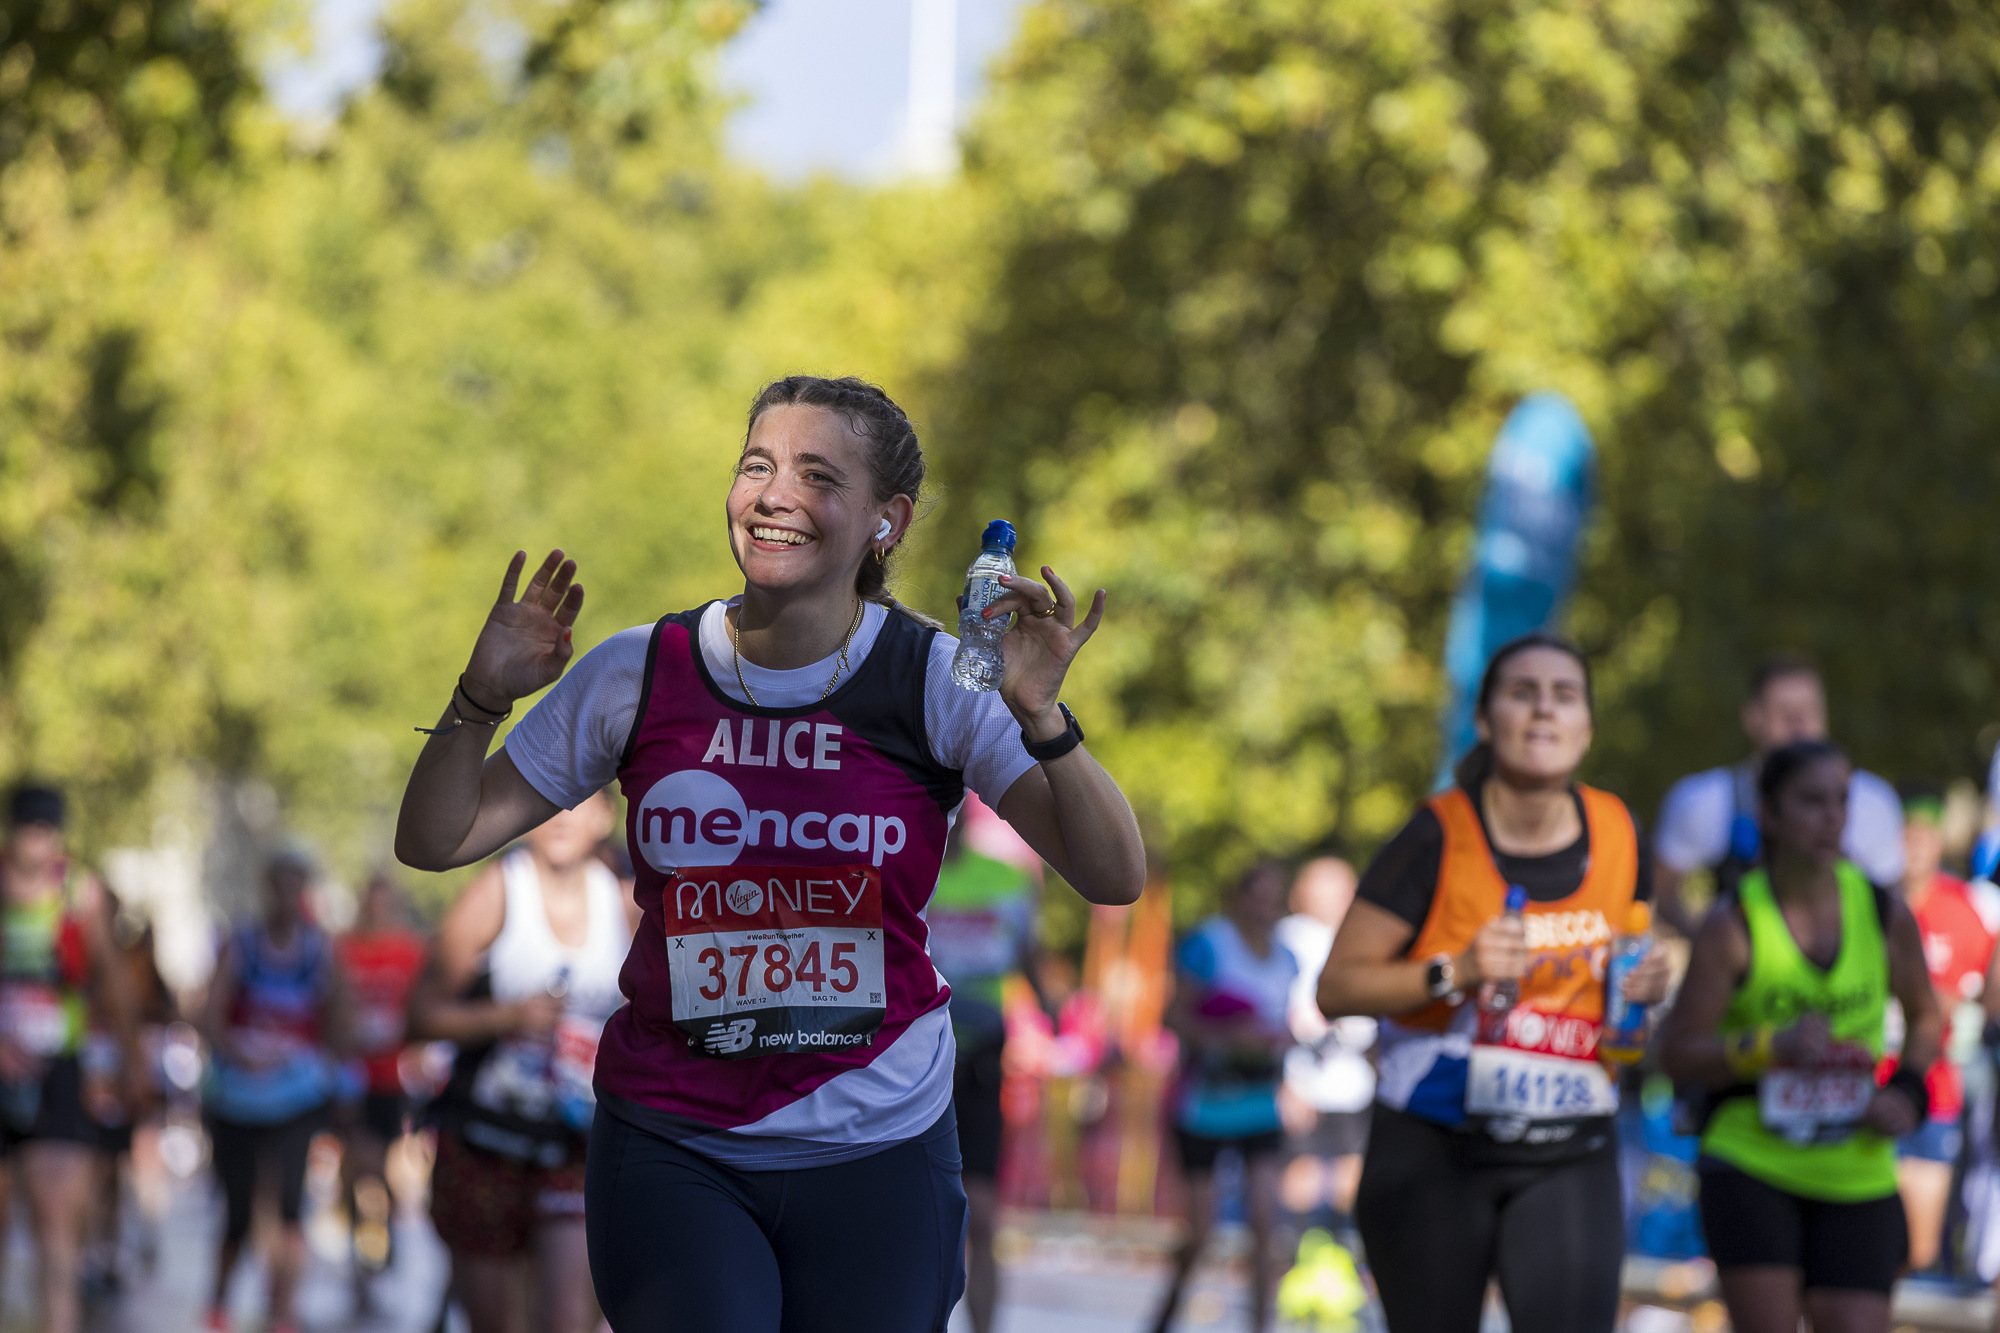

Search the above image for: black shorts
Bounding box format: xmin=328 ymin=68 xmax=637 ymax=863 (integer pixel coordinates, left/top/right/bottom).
xmin=208 ymin=1105 xmax=329 ymax=1243
xmin=1697 ymin=1158 xmax=1908 ymax=1294
xmin=360 ymin=1092 xmax=408 ymax=1143
xmin=0 ymin=1056 xmax=103 ymax=1153
xmin=1175 ymin=1127 xmax=1284 ymax=1174
xmin=953 ymin=1041 xmax=1005 ymax=1180
xmin=96 ymin=1120 xmax=135 ymax=1156
xmin=586 ymin=1104 xmax=967 ymax=1333
xmin=1356 ymin=1104 xmax=1624 ymax=1333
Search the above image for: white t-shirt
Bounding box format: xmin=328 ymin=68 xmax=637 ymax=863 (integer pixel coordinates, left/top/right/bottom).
xmin=1654 ymin=762 xmax=1906 ymax=885
xmin=1273 ymin=913 xmax=1377 ymax=1114
xmin=506 ymin=599 xmax=1043 ymax=1164
xmin=506 ymin=600 xmax=1039 ymax=814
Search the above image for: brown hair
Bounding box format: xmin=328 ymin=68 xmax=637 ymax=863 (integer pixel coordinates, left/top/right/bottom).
xmin=1748 ymin=652 xmax=1819 ymax=700
xmin=744 ymin=376 xmax=933 ymax=620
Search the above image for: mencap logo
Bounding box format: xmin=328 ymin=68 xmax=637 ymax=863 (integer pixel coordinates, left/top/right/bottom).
xmin=635 ymin=770 xmax=748 ymax=869
xmin=633 ymin=769 xmax=910 ymax=872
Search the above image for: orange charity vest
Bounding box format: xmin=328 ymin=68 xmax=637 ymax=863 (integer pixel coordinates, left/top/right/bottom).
xmin=1373 ymin=784 xmax=1639 ymax=1138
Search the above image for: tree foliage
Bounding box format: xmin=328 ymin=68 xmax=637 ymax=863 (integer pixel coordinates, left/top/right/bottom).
xmin=7 ymin=0 xmax=2000 ymax=916
xmin=931 ymin=0 xmax=2000 ymax=902
xmin=0 ymin=0 xmax=977 ymax=897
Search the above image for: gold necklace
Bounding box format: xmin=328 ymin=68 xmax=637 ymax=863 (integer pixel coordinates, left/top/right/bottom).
xmin=731 ymin=600 xmax=865 ymax=707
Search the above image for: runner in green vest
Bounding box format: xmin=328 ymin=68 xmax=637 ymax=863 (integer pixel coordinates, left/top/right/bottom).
xmin=927 ymin=814 xmax=1042 ymax=1333
xmin=1663 ymin=740 xmax=1940 ymax=1333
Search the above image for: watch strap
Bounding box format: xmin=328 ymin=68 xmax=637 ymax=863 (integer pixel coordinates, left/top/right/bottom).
xmin=1022 ymin=703 xmax=1085 ymax=763
xmin=1424 ymin=953 xmax=1456 ymax=999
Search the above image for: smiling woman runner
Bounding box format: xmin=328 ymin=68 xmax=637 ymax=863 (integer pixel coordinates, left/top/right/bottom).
xmin=1662 ymin=741 xmax=1939 ymax=1333
xmin=1317 ymin=633 xmax=1671 ymax=1333
xmin=395 ymin=375 xmax=1145 ymax=1332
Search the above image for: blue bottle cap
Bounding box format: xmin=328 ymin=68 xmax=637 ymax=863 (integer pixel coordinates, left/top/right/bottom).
xmin=981 ymin=519 xmax=1017 ymax=552
xmin=1504 ymin=885 xmax=1527 ymax=913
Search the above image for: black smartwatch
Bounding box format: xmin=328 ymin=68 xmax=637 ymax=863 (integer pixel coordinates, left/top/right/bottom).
xmin=1022 ymin=703 xmax=1085 ymax=762
xmin=1424 ymin=954 xmax=1457 ymax=1000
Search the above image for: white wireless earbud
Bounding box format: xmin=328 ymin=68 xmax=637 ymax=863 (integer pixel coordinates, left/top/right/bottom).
xmin=876 ymin=519 xmax=893 ymax=541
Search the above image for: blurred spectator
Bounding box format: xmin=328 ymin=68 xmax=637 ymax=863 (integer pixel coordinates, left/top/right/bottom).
xmin=335 ymin=872 xmax=426 ymax=1303
xmin=1895 ymin=781 xmax=1996 ymax=1272
xmin=1273 ymin=857 xmax=1374 ymax=1229
xmin=930 ymin=813 xmax=1045 ymax=1333
xmin=1653 ymin=655 xmax=1903 ymax=934
xmin=407 ymin=793 xmax=631 ymax=1333
xmin=0 ymin=784 xmax=143 ymax=1333
xmin=81 ymin=889 xmax=175 ymax=1297
xmin=200 ymin=851 xmax=351 ymax=1333
xmin=1150 ymin=860 xmax=1297 ymax=1333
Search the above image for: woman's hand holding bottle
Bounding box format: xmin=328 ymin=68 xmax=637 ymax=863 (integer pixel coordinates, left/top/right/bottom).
xmin=985 ymin=567 xmax=1105 ymax=742
xmin=1454 ymin=911 xmax=1528 ymax=993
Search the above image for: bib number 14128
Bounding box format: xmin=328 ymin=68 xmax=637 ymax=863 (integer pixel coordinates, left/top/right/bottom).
xmin=665 ymin=865 xmax=886 ymax=1060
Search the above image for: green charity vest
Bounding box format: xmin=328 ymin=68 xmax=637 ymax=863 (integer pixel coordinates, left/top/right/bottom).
xmin=0 ymin=892 xmax=87 ymax=1059
xmin=1700 ymin=861 xmax=1896 ymax=1202
xmin=926 ymin=850 xmax=1034 ymax=1046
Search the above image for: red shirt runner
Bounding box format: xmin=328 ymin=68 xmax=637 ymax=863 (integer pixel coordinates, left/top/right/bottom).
xmin=1909 ymin=874 xmax=1995 ymax=1123
xmin=338 ymin=931 xmax=427 ymax=1096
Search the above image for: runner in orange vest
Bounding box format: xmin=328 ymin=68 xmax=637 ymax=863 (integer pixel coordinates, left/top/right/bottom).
xmin=1319 ymin=633 xmax=1670 ymax=1332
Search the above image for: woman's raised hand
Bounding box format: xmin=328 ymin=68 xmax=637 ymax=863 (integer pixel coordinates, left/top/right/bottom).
xmin=985 ymin=566 xmax=1106 ymax=737
xmin=464 ymin=550 xmax=585 ymax=707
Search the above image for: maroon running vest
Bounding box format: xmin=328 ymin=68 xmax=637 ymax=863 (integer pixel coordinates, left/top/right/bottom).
xmin=595 ymin=605 xmax=964 ymax=1152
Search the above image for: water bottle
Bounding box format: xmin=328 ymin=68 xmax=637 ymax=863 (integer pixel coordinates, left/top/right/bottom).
xmin=1488 ymin=892 xmax=1528 ymax=1016
xmin=546 ymin=966 xmax=597 ymax=1130
xmin=1601 ymin=901 xmax=1653 ymax=1064
xmin=951 ymin=520 xmax=1018 ymax=691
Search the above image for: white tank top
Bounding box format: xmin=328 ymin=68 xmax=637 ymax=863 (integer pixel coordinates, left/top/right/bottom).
xmin=490 ymin=848 xmax=629 ymax=1025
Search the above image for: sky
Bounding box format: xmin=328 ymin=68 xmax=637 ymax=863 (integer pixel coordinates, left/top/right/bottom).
xmin=268 ymin=0 xmax=1028 ymax=181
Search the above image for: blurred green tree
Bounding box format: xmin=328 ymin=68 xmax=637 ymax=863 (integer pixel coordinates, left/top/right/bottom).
xmin=0 ymin=0 xmax=979 ymax=905
xmin=0 ymin=0 xmax=262 ymax=176
xmin=10 ymin=0 xmax=2000 ymax=921
xmin=930 ymin=0 xmax=2000 ymax=909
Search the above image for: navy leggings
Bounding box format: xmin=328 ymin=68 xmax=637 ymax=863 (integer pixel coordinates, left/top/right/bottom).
xmin=586 ymin=1106 xmax=968 ymax=1332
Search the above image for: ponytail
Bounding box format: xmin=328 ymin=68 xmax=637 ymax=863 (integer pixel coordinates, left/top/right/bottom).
xmin=1453 ymin=741 xmax=1496 ymax=792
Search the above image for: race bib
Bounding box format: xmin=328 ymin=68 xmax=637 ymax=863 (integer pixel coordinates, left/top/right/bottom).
xmin=471 ymin=1038 xmax=555 ymax=1119
xmin=354 ymin=1003 xmax=404 ymax=1056
xmin=665 ymin=865 xmax=886 ymax=1060
xmin=0 ymin=984 xmax=69 ymax=1058
xmin=1466 ymin=1045 xmax=1618 ymax=1121
xmin=1759 ymin=1066 xmax=1876 ymax=1145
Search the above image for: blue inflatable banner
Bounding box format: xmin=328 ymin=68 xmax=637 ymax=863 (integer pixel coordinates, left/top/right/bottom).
xmin=1436 ymin=393 xmax=1597 ymax=787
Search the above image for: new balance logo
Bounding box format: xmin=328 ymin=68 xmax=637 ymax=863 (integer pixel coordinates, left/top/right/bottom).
xmin=703 ymin=1018 xmax=757 ymax=1055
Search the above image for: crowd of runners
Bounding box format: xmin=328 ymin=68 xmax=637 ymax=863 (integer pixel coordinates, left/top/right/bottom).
xmin=0 ymin=374 xmax=1993 ymax=1333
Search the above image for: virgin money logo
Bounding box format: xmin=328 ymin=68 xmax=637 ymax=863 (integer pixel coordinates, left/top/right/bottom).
xmin=725 ymin=879 xmax=764 ymax=914
xmin=633 ymin=770 xmax=908 ymax=872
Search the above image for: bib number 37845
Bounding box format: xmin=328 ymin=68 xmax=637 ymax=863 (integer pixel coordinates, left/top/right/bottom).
xmin=665 ymin=865 xmax=886 ymax=1060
